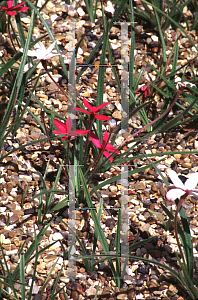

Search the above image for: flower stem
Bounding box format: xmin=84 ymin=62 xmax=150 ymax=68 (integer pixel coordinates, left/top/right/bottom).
xmin=41 ymin=60 xmax=76 ymax=109
xmin=120 ymin=89 xmax=182 ymax=147
xmin=85 ymin=131 xmax=112 ymax=180
xmin=174 ymin=196 xmax=187 ymax=267
xmin=7 ymin=16 xmax=17 ymax=53
xmin=83 ymin=118 xmax=93 ymax=161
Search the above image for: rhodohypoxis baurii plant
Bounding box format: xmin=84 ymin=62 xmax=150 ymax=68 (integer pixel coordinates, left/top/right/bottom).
xmin=166 ymin=169 xmax=198 ymax=202
xmin=0 ymin=0 xmax=29 ymax=15
xmin=134 ymin=84 xmax=150 ymax=97
xmin=73 ymin=98 xmax=111 ymax=159
xmin=53 ymin=117 xmax=89 ymax=167
xmin=166 ymin=169 xmax=198 ymax=266
xmin=53 ymin=117 xmax=89 ymax=140
xmin=74 ymin=97 xmax=111 ymax=121
xmin=176 ymin=81 xmax=195 ymax=90
xmin=20 ymin=41 xmax=60 ymax=62
xmin=90 ymin=131 xmax=120 ymax=162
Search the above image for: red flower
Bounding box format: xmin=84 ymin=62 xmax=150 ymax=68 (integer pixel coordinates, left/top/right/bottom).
xmin=90 ymin=131 xmax=119 ymax=162
xmin=0 ymin=0 xmax=29 ymax=15
xmin=73 ymin=98 xmax=111 ymax=121
xmin=134 ymin=85 xmax=150 ymax=97
xmin=53 ymin=117 xmax=89 ymax=140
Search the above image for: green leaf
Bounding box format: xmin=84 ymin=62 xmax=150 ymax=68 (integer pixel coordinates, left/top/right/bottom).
xmin=78 ymin=167 xmax=118 ymax=285
xmin=19 ymin=253 xmax=25 ymax=299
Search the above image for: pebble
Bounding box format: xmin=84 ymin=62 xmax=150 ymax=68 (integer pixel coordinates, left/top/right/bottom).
xmin=45 ymin=74 xmax=62 ymax=83
xmin=43 ymin=254 xmax=57 ymax=262
xmin=85 ymin=286 xmax=96 ymax=296
xmin=151 ymin=35 xmax=158 ymax=42
xmin=117 ymin=294 xmax=128 ymax=299
xmin=9 ymin=214 xmax=19 ymax=225
xmin=105 ymin=1 xmax=115 ymax=14
xmin=135 ymin=181 xmax=145 ymax=190
xmin=70 ymin=290 xmax=79 ymax=300
xmin=77 ymin=7 xmax=85 ymax=17
xmin=52 ymin=232 xmax=64 ymax=240
xmin=105 ymin=218 xmax=115 ymax=229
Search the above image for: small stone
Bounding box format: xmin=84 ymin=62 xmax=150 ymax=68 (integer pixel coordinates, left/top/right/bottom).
xmin=151 ymin=182 xmax=158 ymax=192
xmin=45 ymin=74 xmax=62 ymax=84
xmin=10 ymin=254 xmax=19 ymax=263
xmin=127 ymin=289 xmax=136 ymax=300
xmin=117 ymin=294 xmax=128 ymax=300
xmin=13 ymin=237 xmax=20 ymax=247
xmin=77 ymin=7 xmax=85 ymax=17
xmin=60 ymin=277 xmax=70 ymax=283
xmin=167 ymin=284 xmax=178 ymax=296
xmin=81 ymin=91 xmax=90 ymax=97
xmin=135 ymin=181 xmax=145 ymax=190
xmin=32 ymin=284 xmax=40 ymax=294
xmin=112 ymin=110 xmax=121 ymax=120
xmin=147 ymin=279 xmax=160 ymax=288
xmin=85 ymin=286 xmax=96 ymax=296
xmin=194 ymin=140 xmax=198 ymax=149
xmin=43 ymin=254 xmax=57 ymax=262
xmin=109 ymin=185 xmax=117 ymax=192
xmin=105 ymin=218 xmax=115 ymax=229
xmin=105 ymin=1 xmax=115 ymax=14
xmin=71 ymin=291 xmax=79 ymax=300
xmin=52 ymin=232 xmax=64 ymax=241
xmin=36 ymin=262 xmax=46 ymax=274
xmin=151 ymin=35 xmax=158 ymax=42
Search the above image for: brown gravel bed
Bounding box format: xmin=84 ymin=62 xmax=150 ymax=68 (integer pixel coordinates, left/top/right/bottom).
xmin=1 ymin=0 xmax=198 ymax=299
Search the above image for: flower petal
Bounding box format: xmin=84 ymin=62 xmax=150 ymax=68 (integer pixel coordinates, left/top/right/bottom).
xmin=166 ymin=169 xmax=185 ymax=189
xmin=93 ymin=102 xmax=108 ymax=113
xmin=6 ymin=11 xmax=17 ymax=15
xmin=52 ymin=130 xmax=64 ymax=135
xmin=75 ymin=129 xmax=90 ymax=135
xmin=83 ymin=98 xmax=93 ymax=112
xmin=184 ymin=173 xmax=198 ymax=190
xmin=13 ymin=1 xmax=27 ymax=8
xmin=74 ymin=107 xmax=91 ymax=114
xmin=54 ymin=119 xmax=67 ymax=133
xmin=90 ymin=132 xmax=101 ymax=149
xmin=166 ymin=189 xmax=185 ymax=202
xmin=95 ymin=114 xmax=111 ymax=121
xmin=103 ymin=151 xmax=113 ymax=162
xmin=190 ymin=190 xmax=198 ymax=198
xmin=7 ymin=0 xmax=13 ymax=9
xmin=102 ymin=131 xmax=109 ymax=146
xmin=105 ymin=143 xmax=119 ymax=153
xmin=26 ymin=50 xmax=38 ymax=57
xmin=45 ymin=41 xmax=58 ymax=58
xmin=34 ymin=41 xmax=45 ymax=52
xmin=13 ymin=5 xmax=29 ymax=11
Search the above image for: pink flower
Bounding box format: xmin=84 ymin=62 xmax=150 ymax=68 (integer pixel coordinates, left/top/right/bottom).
xmin=166 ymin=169 xmax=198 ymax=202
xmin=90 ymin=131 xmax=119 ymax=162
xmin=134 ymin=85 xmax=150 ymax=97
xmin=53 ymin=117 xmax=89 ymax=140
xmin=73 ymin=98 xmax=111 ymax=121
xmin=0 ymin=0 xmax=29 ymax=15
xmin=176 ymin=81 xmax=195 ymax=90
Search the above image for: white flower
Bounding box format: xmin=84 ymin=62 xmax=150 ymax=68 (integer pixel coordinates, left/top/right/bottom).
xmin=176 ymin=81 xmax=195 ymax=90
xmin=20 ymin=41 xmax=60 ymax=61
xmin=166 ymin=169 xmax=198 ymax=202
